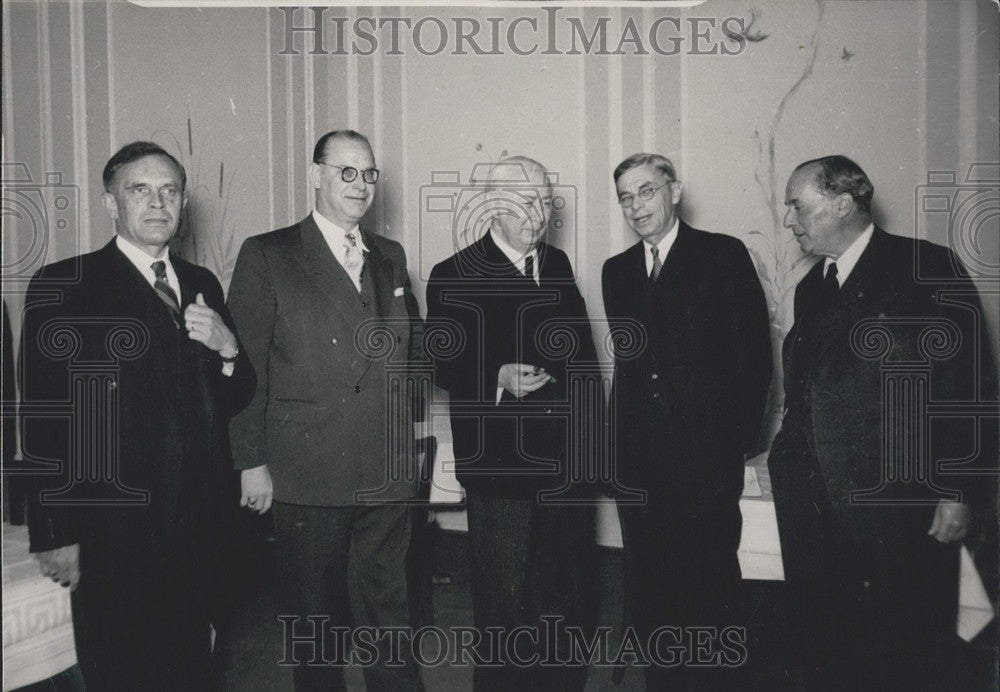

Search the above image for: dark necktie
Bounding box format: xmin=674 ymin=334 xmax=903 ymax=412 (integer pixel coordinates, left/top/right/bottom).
xmin=650 ymin=245 xmax=662 ymax=283
xmin=524 ymin=254 xmax=535 ymax=283
xmin=151 ymin=260 xmax=182 ymax=325
xmin=820 ymin=262 xmax=839 ymax=309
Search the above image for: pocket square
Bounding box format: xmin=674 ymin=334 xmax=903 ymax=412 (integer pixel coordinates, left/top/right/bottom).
xmin=394 ymin=287 xmax=405 ymax=297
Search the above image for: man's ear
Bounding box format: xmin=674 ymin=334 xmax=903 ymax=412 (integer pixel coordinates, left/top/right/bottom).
xmin=308 ymin=163 xmax=322 ymax=189
xmin=670 ymin=181 xmax=683 ymax=204
xmin=835 ymin=193 xmax=854 ymax=218
xmin=101 ymin=192 xmax=119 ymax=221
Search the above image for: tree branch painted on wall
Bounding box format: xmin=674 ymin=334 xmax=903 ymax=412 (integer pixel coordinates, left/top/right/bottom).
xmin=740 ymin=0 xmax=827 ymax=443
xmin=154 ymin=113 xmax=240 ymax=288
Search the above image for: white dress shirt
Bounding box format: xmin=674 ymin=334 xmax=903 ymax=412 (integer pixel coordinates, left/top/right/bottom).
xmin=643 ymin=218 xmax=680 ymax=277
xmin=312 ymin=210 xmax=369 ymax=290
xmin=116 ymin=235 xmax=180 ymax=297
xmin=490 ymin=229 xmax=542 ymax=403
xmin=824 ymin=223 xmax=874 ymax=286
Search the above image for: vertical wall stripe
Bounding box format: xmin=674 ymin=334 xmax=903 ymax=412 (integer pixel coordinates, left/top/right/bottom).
xmin=679 ymin=6 xmax=689 ymax=176
xmin=957 ymin=2 xmax=976 ymax=173
xmin=916 ymin=0 xmax=928 ymax=239
xmin=265 ymin=8 xmax=275 ymax=230
xmin=304 ymin=44 xmax=315 ymax=214
xmin=608 ymin=9 xmax=624 ymax=256
xmin=400 ymin=30 xmax=410 ymax=259
xmin=37 ymin=2 xmax=54 ymax=185
xmin=106 ymin=1 xmax=116 ymax=150
xmin=577 ymin=51 xmax=588 ymax=284
xmin=284 ymin=52 xmax=295 ymax=223
xmin=68 ymin=0 xmax=90 ymax=250
xmin=373 ymin=7 xmax=385 ymax=236
xmin=1 ymin=1 xmax=13 ymax=169
xmin=347 ymin=7 xmax=359 ymax=129
xmin=642 ymin=7 xmax=654 ymax=151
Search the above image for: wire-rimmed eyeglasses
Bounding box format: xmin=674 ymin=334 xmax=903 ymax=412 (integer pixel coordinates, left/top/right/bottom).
xmin=316 ymin=162 xmax=380 ymax=184
xmin=618 ymin=181 xmax=672 ymax=208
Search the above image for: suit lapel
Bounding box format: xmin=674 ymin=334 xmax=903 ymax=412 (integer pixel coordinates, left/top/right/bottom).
xmin=293 ymin=215 xmax=369 ymax=324
xmin=359 ymin=228 xmax=394 ymax=318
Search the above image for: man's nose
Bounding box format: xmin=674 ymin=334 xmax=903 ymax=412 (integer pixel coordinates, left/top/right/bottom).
xmin=782 ymin=209 xmax=794 ymax=228
xmin=149 ymin=192 xmax=165 ymax=208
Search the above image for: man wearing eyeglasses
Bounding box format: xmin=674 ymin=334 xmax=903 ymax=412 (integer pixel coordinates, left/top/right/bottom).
xmin=227 ymin=130 xmax=425 ymax=691
xmin=602 ymin=153 xmax=772 ymax=689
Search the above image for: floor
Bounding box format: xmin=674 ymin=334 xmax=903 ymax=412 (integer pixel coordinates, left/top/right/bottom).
xmin=216 ymin=510 xmax=1000 ymax=692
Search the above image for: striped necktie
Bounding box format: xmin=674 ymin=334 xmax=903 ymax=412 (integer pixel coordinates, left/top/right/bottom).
xmin=151 ymin=260 xmax=182 ymax=325
xmin=650 ymin=245 xmax=663 ymax=283
xmin=524 ymin=254 xmax=535 ymax=284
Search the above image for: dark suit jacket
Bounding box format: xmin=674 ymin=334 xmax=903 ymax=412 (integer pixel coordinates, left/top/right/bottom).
xmin=602 ymin=222 xmax=772 ymax=506
xmin=771 ymin=227 xmax=998 ymax=545
xmin=227 ymin=214 xmax=424 ymax=506
xmin=425 ymin=233 xmax=598 ymax=498
xmin=20 ymin=240 xmax=254 ymax=575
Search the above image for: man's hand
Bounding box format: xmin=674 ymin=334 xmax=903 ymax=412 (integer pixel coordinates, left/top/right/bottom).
xmin=35 ymin=544 xmax=80 ymax=590
xmin=184 ymin=293 xmax=238 ymax=356
xmin=498 ymin=363 xmax=554 ymax=399
xmin=241 ymin=464 xmax=273 ymax=514
xmin=928 ymin=500 xmax=969 ymax=543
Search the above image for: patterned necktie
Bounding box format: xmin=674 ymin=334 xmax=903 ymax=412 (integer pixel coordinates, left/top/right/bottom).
xmin=650 ymin=245 xmax=663 ymax=283
xmin=344 ymin=231 xmax=364 ymax=292
xmin=151 ymin=260 xmax=181 ymax=325
xmin=524 ymin=254 xmax=535 ymax=284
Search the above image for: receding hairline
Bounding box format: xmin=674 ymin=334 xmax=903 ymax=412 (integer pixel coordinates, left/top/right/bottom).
xmin=487 ymin=155 xmax=550 ymax=189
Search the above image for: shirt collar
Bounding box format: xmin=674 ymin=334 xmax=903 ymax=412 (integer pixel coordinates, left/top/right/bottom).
xmin=115 ymin=235 xmax=178 ymax=285
xmin=825 ymin=223 xmax=874 ymax=285
xmin=643 ymin=218 xmax=680 ymax=266
xmin=490 ymin=228 xmax=539 ymax=272
xmin=312 ymin=210 xmax=368 ymax=253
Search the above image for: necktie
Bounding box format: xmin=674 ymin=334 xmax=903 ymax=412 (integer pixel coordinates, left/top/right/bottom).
xmin=650 ymin=245 xmax=662 ymax=283
xmin=524 ymin=254 xmax=535 ymax=283
xmin=344 ymin=232 xmax=364 ymax=292
xmin=821 ymin=262 xmax=839 ymax=308
xmin=151 ymin=260 xmax=182 ymax=325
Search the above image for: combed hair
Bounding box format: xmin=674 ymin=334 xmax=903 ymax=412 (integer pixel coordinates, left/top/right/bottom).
xmin=313 ymin=130 xmax=372 ymax=163
xmin=102 ymin=141 xmax=186 ymax=192
xmin=795 ymin=155 xmax=874 ymax=216
xmin=612 ymin=153 xmax=677 ymax=184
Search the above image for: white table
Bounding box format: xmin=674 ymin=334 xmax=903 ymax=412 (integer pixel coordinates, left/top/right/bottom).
xmin=2 ymin=523 xmax=77 ymax=691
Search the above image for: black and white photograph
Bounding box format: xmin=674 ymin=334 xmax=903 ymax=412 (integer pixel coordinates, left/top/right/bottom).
xmin=2 ymin=1 xmax=997 ymax=690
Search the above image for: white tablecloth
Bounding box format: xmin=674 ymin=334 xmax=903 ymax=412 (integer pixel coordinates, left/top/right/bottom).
xmin=2 ymin=523 xmax=77 ymax=691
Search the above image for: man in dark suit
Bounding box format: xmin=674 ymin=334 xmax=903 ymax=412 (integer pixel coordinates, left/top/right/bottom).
xmin=227 ymin=130 xmax=425 ymax=692
xmin=425 ymin=156 xmax=598 ymax=691
xmin=20 ymin=141 xmax=254 ymax=689
xmin=602 ymin=153 xmax=772 ymax=689
xmin=771 ymin=155 xmax=997 ymax=690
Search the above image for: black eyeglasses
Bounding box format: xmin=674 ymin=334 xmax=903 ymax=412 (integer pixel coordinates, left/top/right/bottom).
xmin=316 ymin=162 xmax=380 ymax=184
xmin=618 ymin=181 xmax=672 ymax=208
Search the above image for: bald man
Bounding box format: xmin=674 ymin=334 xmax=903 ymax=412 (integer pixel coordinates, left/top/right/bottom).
xmin=425 ymin=157 xmax=598 ymax=691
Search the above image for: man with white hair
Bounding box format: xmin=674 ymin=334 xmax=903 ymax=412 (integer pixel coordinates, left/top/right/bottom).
xmin=426 ymin=156 xmax=598 ymax=691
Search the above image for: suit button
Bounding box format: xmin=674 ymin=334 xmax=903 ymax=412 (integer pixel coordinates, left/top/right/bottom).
xmin=651 ymin=373 xmax=658 ymax=380
xmin=354 ymin=385 xmax=361 ymax=393
xmin=108 ymin=380 xmax=117 ymax=390
xmin=331 ymin=338 xmax=338 ymax=345
xmin=652 ymin=392 xmax=660 ymax=399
